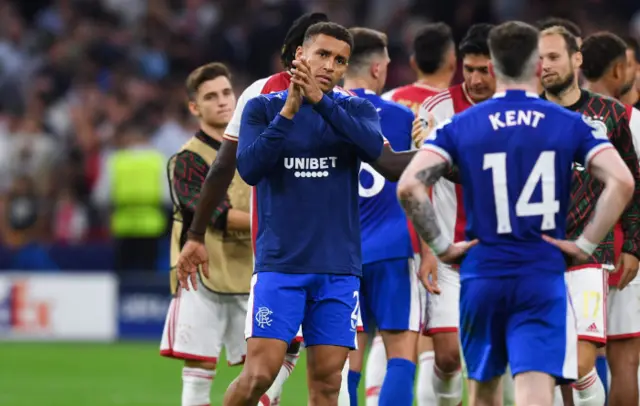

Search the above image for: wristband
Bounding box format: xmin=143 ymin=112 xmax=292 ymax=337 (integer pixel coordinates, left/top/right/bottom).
xmin=428 ymin=234 xmax=451 ymax=256
xmin=575 ymin=235 xmax=598 ymax=256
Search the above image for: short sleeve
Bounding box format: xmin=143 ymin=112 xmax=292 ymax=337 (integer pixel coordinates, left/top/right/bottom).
xmin=422 ymin=118 xmax=456 ymax=165
xmin=574 ymin=115 xmax=613 ymax=167
xmin=224 ymin=78 xmax=269 ymax=141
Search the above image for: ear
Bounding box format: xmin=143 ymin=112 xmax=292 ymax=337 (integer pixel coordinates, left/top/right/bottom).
xmin=295 ymin=46 xmax=303 ymax=60
xmin=371 ymin=62 xmax=380 ymax=80
xmin=187 ymin=101 xmax=200 ymax=118
xmin=488 ymin=61 xmax=495 ymax=78
xmin=409 ymin=54 xmax=418 ymax=74
xmin=535 ymin=59 xmax=542 ymax=78
xmin=573 ymin=51 xmax=583 ymax=70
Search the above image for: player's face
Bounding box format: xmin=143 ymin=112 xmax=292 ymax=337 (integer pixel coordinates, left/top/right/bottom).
xmin=190 ymin=76 xmax=236 ymax=128
xmin=299 ymin=34 xmax=350 ymax=92
xmin=539 ymin=34 xmax=578 ymax=96
xmin=622 ymin=48 xmax=638 ymax=95
xmin=462 ymin=54 xmax=495 ymax=102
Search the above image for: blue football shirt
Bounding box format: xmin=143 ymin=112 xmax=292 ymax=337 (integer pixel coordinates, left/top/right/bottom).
xmin=423 ymin=90 xmax=612 ymax=279
xmin=352 ymin=88 xmax=415 ymax=264
xmin=237 ymin=90 xmax=386 ymax=276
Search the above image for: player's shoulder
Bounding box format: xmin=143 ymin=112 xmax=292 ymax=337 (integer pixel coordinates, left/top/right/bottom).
xmin=421 ymin=87 xmax=454 ymax=112
xmin=585 ymin=89 xmax=628 ymax=116
xmin=379 ymin=96 xmax=414 ymax=118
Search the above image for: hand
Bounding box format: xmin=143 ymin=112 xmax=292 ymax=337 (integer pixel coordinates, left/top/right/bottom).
xmin=437 ymin=239 xmax=478 ymax=264
xmin=281 ymin=80 xmax=302 ymax=118
xmin=616 ymin=253 xmax=639 ymax=290
xmin=541 ymin=235 xmax=591 ymax=266
xmin=291 ymin=58 xmax=324 ymax=104
xmin=175 ymin=240 xmax=209 ymax=291
xmin=412 ymin=113 xmax=436 ymax=148
xmin=418 ymin=250 xmax=440 ymax=294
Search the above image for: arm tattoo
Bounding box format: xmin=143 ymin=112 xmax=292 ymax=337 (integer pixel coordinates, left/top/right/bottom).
xmin=399 ymin=162 xmax=448 ymax=243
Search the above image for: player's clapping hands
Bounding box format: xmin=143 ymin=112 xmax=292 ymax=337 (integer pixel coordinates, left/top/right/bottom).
xmin=176 ymin=240 xmax=210 ymax=291
xmin=291 ymin=57 xmax=324 ymax=104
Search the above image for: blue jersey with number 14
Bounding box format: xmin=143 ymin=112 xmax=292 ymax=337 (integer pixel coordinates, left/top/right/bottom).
xmin=353 ymin=89 xmax=415 ymax=264
xmin=423 ymin=90 xmax=612 ymax=280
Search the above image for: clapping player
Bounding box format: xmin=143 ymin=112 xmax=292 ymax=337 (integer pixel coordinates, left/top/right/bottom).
xmin=179 ymin=22 xmax=418 ymax=406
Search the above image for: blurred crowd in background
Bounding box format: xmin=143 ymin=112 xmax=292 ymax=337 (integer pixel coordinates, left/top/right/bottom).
xmin=1 ymin=0 xmax=639 ymax=271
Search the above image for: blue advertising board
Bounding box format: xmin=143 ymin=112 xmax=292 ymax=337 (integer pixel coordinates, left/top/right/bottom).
xmin=118 ymin=274 xmax=171 ymax=340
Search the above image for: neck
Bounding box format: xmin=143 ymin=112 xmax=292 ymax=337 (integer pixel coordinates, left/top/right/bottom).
xmin=544 ymin=81 xmax=582 ymax=107
xmin=200 ymin=122 xmax=225 ymax=142
xmin=416 ymin=70 xmax=452 ymax=90
xmin=621 ymin=87 xmax=640 ymax=105
xmin=343 ymin=77 xmax=377 ymax=94
xmin=583 ymin=80 xmax=613 ymax=98
xmin=495 ymin=78 xmax=539 ymax=95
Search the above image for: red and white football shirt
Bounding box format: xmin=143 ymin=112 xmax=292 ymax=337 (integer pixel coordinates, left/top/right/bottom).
xmin=418 ymin=83 xmax=476 ymax=244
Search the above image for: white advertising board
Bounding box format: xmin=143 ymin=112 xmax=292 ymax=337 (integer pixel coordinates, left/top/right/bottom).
xmin=0 ymin=273 xmax=118 ymax=341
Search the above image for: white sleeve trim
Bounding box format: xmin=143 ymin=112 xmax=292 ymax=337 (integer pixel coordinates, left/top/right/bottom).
xmin=224 ymin=77 xmax=270 ymax=139
xmin=421 ymin=144 xmax=453 ymax=165
xmin=584 ymin=142 xmax=614 ymax=169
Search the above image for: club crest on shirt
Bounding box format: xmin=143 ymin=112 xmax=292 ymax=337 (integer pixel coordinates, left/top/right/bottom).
xmin=582 ymin=115 xmax=608 ymax=140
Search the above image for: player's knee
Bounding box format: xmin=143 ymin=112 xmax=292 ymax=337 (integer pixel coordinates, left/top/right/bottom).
xmin=239 ymin=367 xmax=277 ymax=396
xmin=434 ymin=350 xmax=461 ymax=373
xmin=308 ymin=367 xmax=343 ymax=399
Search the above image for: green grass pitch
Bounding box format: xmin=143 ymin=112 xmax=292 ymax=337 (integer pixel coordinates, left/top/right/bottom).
xmin=0 ymin=342 xmax=469 ymax=405
xmin=0 ymin=342 xmax=349 ymax=405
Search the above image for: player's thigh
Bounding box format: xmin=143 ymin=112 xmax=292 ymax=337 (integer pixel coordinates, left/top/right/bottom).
xmin=222 ymin=294 xmax=250 ymax=366
xmin=564 ymin=266 xmax=607 ymax=345
xmin=460 ymin=277 xmax=508 ymax=382
xmin=607 ymin=284 xmax=640 ymax=340
xmin=364 ymin=258 xmax=421 ymax=333
xmin=303 ymin=274 xmax=360 ymax=349
xmin=507 ymin=272 xmax=577 ymax=384
xmin=160 ymin=280 xmax=225 ymax=362
xmin=425 ymin=263 xmax=460 ymax=335
xmin=245 ymin=272 xmax=306 ymax=345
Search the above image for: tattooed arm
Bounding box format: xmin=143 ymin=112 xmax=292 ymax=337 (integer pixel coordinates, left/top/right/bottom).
xmin=397 ymin=161 xmax=448 ymax=245
xmin=397 ymin=150 xmax=476 ymax=263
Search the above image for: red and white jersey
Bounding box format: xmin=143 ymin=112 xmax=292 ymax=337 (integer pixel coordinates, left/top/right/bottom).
xmin=382 ymin=81 xmax=446 ymax=253
xmin=611 ymin=105 xmax=640 ymax=286
xmin=381 ymin=82 xmax=444 ymax=116
xmin=224 ymin=72 xmax=291 ymax=142
xmin=418 ymin=83 xmax=477 ymax=244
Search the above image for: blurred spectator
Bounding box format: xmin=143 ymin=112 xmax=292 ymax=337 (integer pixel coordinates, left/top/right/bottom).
xmin=92 ymin=122 xmax=171 ymax=272
xmin=0 ymin=0 xmax=637 ymax=271
xmin=1 ymin=175 xmax=58 ymax=271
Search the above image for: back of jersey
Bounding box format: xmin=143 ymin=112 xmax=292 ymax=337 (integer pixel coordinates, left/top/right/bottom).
xmin=424 ymin=90 xmax=611 ymax=278
xmin=353 ymin=88 xmax=415 ymax=264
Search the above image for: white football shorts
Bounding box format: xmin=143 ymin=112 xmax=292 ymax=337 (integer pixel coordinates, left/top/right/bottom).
xmin=564 ymin=265 xmax=607 ymax=345
xmin=160 ymin=276 xmax=249 ymax=365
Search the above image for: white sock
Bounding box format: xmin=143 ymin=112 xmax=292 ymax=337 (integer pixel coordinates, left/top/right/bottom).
xmin=572 ymin=368 xmax=606 ymax=406
xmin=433 ymin=363 xmax=463 ymax=406
xmin=417 ymin=351 xmax=437 ymax=406
xmin=502 ymin=366 xmax=515 ymax=406
xmin=365 ymin=335 xmax=387 ymax=406
xmin=182 ymin=367 xmax=214 ymax=406
xmin=261 ymin=352 xmax=299 ymax=404
xmin=553 ymin=386 xmax=564 ymax=406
